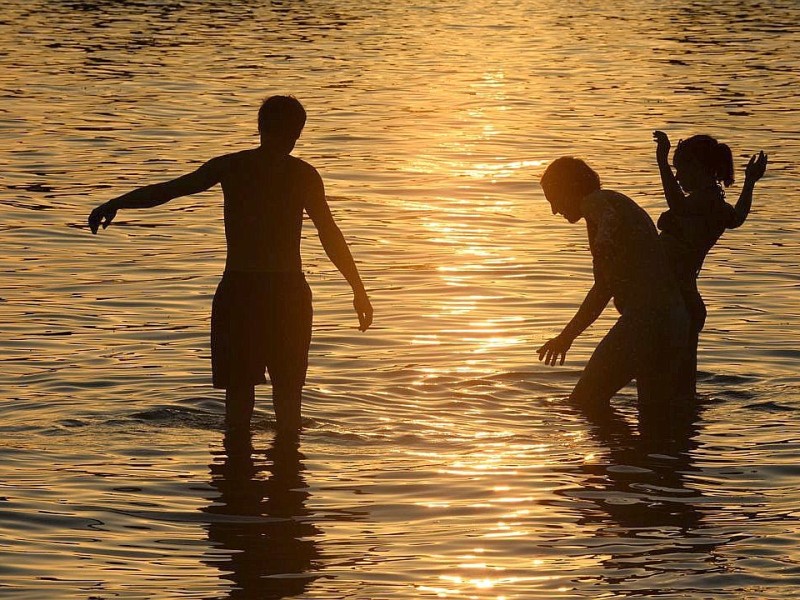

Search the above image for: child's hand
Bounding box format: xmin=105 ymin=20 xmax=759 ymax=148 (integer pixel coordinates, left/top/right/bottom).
xmin=745 ymin=150 xmax=768 ymax=183
xmin=653 ymin=130 xmax=671 ymax=161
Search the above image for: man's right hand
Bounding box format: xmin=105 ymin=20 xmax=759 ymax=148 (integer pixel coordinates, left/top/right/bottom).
xmin=537 ymin=334 xmax=573 ymax=366
xmin=88 ymin=201 xmax=118 ymax=234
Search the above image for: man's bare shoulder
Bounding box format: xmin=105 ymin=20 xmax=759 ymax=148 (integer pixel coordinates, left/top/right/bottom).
xmin=582 ymin=189 xmax=644 ymax=219
xmin=215 ymin=148 xmax=258 ymax=165
xmin=286 ymin=155 xmax=318 ymax=174
xmin=581 ymin=189 xmax=618 ymax=221
xmin=203 ymin=149 xmax=250 ymax=174
xmin=286 ymin=155 xmax=322 ymax=186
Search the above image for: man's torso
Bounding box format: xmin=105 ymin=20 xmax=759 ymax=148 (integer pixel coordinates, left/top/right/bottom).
xmin=218 ymin=148 xmax=309 ymax=273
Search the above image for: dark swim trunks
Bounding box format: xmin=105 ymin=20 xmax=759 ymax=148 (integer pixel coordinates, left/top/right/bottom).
xmin=211 ymin=271 xmax=312 ymax=390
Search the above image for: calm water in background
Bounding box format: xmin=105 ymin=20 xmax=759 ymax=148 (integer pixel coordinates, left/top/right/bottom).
xmin=1 ymin=1 xmax=799 ymax=598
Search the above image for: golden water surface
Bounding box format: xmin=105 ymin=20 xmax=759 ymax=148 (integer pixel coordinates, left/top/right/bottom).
xmin=0 ymin=1 xmax=798 ymax=598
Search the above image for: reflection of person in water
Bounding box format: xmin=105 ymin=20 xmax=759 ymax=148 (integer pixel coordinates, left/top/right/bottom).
xmin=653 ymin=131 xmax=767 ymax=397
xmin=204 ymin=432 xmax=320 ymax=599
xmin=88 ymin=96 xmax=373 ymax=434
xmin=566 ymin=395 xmax=714 ymax=591
xmin=537 ymin=157 xmax=690 ymax=434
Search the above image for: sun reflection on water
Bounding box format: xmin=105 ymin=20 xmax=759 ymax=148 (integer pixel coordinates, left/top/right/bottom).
xmin=2 ymin=1 xmax=798 ymax=598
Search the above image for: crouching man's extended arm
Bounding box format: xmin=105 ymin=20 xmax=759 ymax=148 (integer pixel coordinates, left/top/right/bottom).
xmin=537 ymin=281 xmax=611 ymax=366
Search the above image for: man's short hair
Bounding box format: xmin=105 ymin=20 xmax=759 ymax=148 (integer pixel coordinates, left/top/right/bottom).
xmin=540 ymin=156 xmax=601 ymax=197
xmin=258 ymin=95 xmax=306 ymax=140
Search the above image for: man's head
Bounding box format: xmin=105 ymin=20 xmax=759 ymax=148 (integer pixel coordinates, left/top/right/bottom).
xmin=258 ymin=95 xmax=306 ymax=152
xmin=539 ymin=157 xmax=601 ymax=223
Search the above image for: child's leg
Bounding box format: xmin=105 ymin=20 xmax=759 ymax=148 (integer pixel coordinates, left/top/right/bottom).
xmin=669 ymin=328 xmax=698 ymax=400
xmin=225 ymin=385 xmax=255 ymax=431
xmin=687 ymin=328 xmax=699 ymax=396
xmin=636 ymin=303 xmax=692 ymax=440
xmin=685 ymin=289 xmax=706 ymax=397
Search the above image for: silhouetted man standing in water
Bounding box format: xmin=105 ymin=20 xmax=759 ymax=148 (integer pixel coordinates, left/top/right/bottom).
xmin=537 ymin=157 xmax=690 ymax=434
xmin=89 ymin=96 xmax=373 ymax=434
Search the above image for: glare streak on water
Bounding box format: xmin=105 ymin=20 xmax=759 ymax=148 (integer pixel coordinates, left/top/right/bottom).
xmin=0 ymin=1 xmax=799 ymax=598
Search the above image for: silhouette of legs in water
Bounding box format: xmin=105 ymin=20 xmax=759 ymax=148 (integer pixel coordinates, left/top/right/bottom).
xmin=567 ymin=308 xmax=689 ymax=437
xmin=224 ymin=383 xmax=302 ymax=434
xmin=225 ymin=384 xmax=302 ymax=433
xmin=212 ymin=272 xmax=312 ymax=434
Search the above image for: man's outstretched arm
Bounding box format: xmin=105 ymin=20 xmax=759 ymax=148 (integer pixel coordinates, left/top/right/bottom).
xmin=303 ymin=167 xmax=373 ymax=332
xmin=537 ymin=281 xmax=612 ymax=366
xmin=88 ymin=157 xmax=224 ymax=234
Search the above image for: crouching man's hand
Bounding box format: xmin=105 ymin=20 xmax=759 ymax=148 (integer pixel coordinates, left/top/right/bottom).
xmin=537 ymin=333 xmax=573 ymax=366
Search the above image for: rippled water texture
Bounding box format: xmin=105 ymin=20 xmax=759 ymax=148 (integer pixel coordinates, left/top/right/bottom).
xmin=1 ymin=1 xmax=799 ymax=598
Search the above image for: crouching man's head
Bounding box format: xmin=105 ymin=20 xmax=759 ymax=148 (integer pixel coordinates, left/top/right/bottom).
xmin=540 ymin=157 xmax=601 ymax=223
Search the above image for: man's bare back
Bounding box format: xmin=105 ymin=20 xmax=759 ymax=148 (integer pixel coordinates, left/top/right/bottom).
xmin=214 ymin=149 xmax=319 ymax=273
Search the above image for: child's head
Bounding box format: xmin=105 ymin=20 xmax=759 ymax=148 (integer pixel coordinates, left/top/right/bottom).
xmin=673 ymin=135 xmax=734 ymax=192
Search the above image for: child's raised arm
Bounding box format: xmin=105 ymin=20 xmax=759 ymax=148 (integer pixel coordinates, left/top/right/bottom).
xmin=653 ymin=130 xmax=690 ymax=212
xmin=728 ymin=150 xmax=768 ymax=229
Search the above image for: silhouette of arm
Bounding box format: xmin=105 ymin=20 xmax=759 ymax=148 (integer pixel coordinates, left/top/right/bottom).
xmin=728 ymin=151 xmax=768 ymax=229
xmin=653 ymin=130 xmax=689 ymax=212
xmin=563 ymin=281 xmax=613 ymax=340
xmin=88 ymin=157 xmax=224 ymax=233
xmin=303 ymin=167 xmax=373 ymax=331
xmin=538 ymin=281 xmax=611 ymax=366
